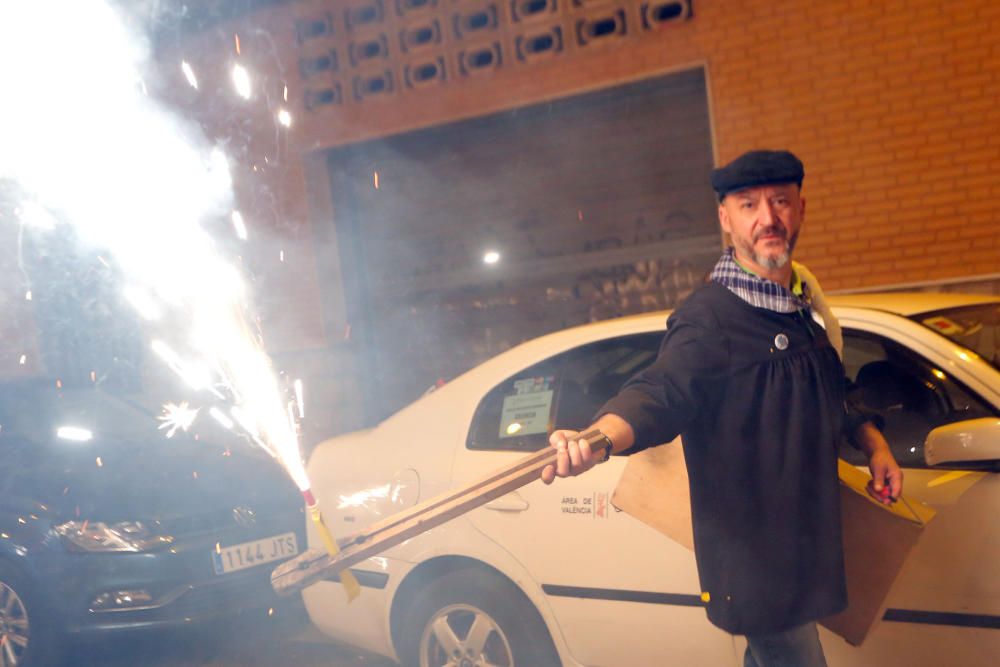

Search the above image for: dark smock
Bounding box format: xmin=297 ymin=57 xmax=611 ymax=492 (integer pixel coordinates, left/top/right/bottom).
xmin=601 ymin=281 xmax=871 ymax=635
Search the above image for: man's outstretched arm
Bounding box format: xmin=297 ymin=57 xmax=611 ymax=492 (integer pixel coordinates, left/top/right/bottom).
xmin=540 ymin=413 xmax=635 ymax=484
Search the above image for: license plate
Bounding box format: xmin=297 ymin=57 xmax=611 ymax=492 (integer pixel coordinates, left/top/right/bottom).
xmin=212 ymin=532 xmax=299 ymax=575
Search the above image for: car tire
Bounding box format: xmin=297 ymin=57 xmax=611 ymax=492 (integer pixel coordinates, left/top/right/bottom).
xmin=399 ymin=566 xmax=560 ymax=667
xmin=0 ymin=561 xmax=61 ymax=667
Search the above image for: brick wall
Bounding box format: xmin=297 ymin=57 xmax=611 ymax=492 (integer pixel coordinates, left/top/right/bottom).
xmin=702 ymin=0 xmax=1000 ymax=289
xmin=157 ymin=0 xmax=1000 ymax=434
xmin=163 ymin=0 xmax=999 ymax=349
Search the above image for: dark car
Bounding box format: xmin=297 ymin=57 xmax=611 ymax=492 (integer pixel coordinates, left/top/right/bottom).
xmin=0 ymin=380 xmax=306 ymax=666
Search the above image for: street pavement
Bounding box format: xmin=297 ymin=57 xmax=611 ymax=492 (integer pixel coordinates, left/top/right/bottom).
xmin=65 ymin=602 xmax=397 ymax=667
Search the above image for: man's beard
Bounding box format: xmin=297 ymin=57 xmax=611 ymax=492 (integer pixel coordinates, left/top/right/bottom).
xmin=738 ymin=226 xmax=799 ymax=270
xmin=755 ymin=246 xmax=791 ymax=270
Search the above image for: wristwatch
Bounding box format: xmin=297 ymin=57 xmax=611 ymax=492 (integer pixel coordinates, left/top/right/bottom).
xmin=579 ymin=429 xmax=614 ymax=463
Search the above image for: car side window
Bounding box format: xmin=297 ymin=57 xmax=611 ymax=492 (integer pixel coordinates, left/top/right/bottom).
xmin=466 ymin=332 xmax=664 ymax=452
xmin=839 ymin=330 xmax=996 ymax=468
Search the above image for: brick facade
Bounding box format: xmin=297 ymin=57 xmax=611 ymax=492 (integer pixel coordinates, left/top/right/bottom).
xmin=163 ymin=0 xmax=1000 ymax=353
xmin=155 ymin=0 xmax=1000 ymax=433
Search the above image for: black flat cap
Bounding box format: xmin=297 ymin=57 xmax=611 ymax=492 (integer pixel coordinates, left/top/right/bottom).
xmin=711 ymin=150 xmax=804 ymax=200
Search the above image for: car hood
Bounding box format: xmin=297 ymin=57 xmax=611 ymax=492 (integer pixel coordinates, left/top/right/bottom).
xmin=2 ymin=433 xmax=301 ymax=524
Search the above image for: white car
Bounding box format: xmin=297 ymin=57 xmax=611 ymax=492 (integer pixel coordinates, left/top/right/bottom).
xmin=302 ymin=292 xmax=1000 ymax=666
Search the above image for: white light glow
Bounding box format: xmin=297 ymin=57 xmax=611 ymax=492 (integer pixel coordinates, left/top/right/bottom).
xmin=180 ymin=60 xmax=198 ymax=89
xmin=209 ymin=406 xmax=234 ymax=430
xmin=19 ymin=201 xmax=57 ymax=230
xmin=277 ymin=108 xmax=292 ymax=127
xmin=57 ymin=426 xmax=93 ymax=442
xmin=0 ymin=1 xmax=313 ymax=491
xmin=483 ymin=250 xmax=500 ymax=264
xmin=24 ymin=291 xmax=31 ymax=301
xmin=230 ymin=406 xmax=259 ymax=438
xmin=208 ymin=148 xmax=232 ymax=191
xmin=123 ymin=286 xmax=161 ymax=320
xmin=231 ymin=210 xmax=248 ymax=240
xmin=293 ymin=379 xmax=304 ymax=419
xmin=231 ymin=63 xmax=251 ymax=99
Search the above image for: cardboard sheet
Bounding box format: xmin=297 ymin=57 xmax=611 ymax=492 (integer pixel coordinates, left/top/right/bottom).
xmin=822 ymin=460 xmax=934 ymax=645
xmin=611 ymin=437 xmax=693 ymax=549
xmin=612 ymin=443 xmax=935 ymax=645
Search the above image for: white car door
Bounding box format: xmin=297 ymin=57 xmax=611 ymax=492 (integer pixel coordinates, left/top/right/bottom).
xmin=454 ymin=332 xmax=738 ymax=667
xmin=822 ymin=326 xmax=1000 ymax=666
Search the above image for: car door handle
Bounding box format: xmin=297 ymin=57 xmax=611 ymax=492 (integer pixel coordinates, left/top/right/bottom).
xmin=484 ymin=492 xmax=529 ymax=512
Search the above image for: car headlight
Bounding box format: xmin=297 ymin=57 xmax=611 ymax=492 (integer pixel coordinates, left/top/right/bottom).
xmin=55 ymin=520 xmax=174 ymax=553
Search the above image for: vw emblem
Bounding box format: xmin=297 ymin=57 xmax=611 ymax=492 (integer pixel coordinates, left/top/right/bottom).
xmin=232 ymin=506 xmax=256 ymax=527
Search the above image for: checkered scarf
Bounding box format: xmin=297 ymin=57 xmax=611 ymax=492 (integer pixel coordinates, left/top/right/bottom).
xmin=709 ymin=248 xmax=810 ymax=314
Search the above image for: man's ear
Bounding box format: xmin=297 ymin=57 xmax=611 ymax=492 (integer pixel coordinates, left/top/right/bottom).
xmin=717 ymin=202 xmax=732 ymax=235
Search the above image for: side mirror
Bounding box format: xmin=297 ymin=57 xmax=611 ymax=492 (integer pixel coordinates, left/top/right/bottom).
xmin=924 ymin=418 xmax=1000 ymax=467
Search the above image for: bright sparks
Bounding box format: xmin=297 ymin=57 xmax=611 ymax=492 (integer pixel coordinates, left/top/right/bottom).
xmin=151 ymin=341 xmax=213 ymax=394
xmin=277 ymin=108 xmax=292 ymax=127
xmin=0 ymin=0 xmax=313 ymax=492
xmin=209 ymin=406 xmax=234 ymax=430
xmin=232 ymin=63 xmax=251 ymax=99
xmin=483 ymin=250 xmax=500 ymax=264
xmin=231 ymin=210 xmax=248 ymax=240
xmin=158 ymin=401 xmax=199 ymax=438
xmin=338 ymin=484 xmax=392 ymax=510
xmin=180 ymin=60 xmax=198 ymax=89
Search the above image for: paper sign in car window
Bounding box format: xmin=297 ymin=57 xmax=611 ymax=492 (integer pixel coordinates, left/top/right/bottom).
xmin=500 ymin=376 xmax=554 ymax=438
xmin=922 ymin=316 xmax=964 ymax=336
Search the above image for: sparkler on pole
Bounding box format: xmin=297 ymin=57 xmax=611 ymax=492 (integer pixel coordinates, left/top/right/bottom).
xmin=0 ymin=1 xmax=359 ymax=601
xmin=301 ymin=488 xmax=360 ymax=600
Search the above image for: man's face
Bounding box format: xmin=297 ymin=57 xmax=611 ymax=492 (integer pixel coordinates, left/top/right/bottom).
xmin=718 ymin=184 xmax=805 ymax=271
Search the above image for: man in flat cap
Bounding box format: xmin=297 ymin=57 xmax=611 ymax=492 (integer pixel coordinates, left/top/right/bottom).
xmin=542 ymin=150 xmax=903 ymax=666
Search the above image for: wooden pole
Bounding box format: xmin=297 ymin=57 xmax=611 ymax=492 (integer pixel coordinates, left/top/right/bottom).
xmin=271 ymin=430 xmax=611 ymax=595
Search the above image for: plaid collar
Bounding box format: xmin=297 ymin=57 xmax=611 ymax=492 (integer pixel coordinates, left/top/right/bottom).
xmin=709 ymin=248 xmax=810 ymax=314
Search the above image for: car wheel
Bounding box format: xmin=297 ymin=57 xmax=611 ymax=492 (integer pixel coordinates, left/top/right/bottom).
xmin=0 ymin=562 xmax=59 ymax=667
xmin=399 ymin=567 xmax=559 ymax=667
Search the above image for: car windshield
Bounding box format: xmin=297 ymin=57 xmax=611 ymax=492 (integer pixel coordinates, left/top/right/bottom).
xmin=911 ymin=303 xmax=1000 ymax=372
